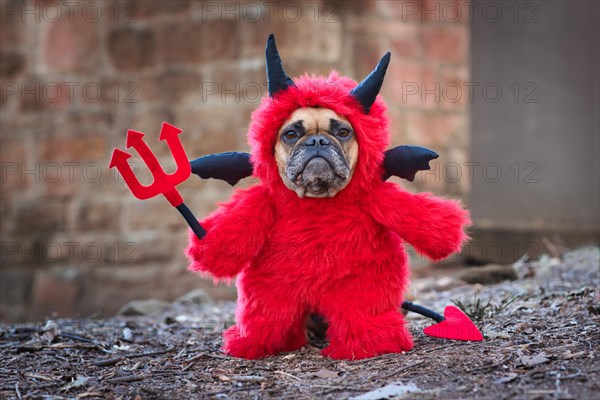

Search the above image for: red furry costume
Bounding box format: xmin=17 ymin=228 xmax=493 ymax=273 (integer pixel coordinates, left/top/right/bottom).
xmin=187 ymin=37 xmax=470 ymax=360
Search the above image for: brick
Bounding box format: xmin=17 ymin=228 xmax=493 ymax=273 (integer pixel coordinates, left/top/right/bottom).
xmin=0 ymin=51 xmax=25 ymax=77
xmin=175 ymin=106 xmax=246 ymax=157
xmin=0 ymin=304 xmax=27 ymax=322
xmin=108 ymin=26 xmax=156 ymax=71
xmin=0 ymin=268 xmax=34 ymax=307
xmin=445 ymin=147 xmax=469 ymax=196
xmin=43 ymin=14 xmax=100 ymax=74
xmin=0 ymin=138 xmax=29 ymax=192
xmin=390 ymin=37 xmax=421 ymax=62
xmin=128 ymin=107 xmax=176 ymax=156
xmin=347 ymin=16 xmax=419 ymax=38
xmin=156 ymin=22 xmax=203 ymax=63
xmin=438 ymin=65 xmax=469 ymax=111
xmin=133 ymin=0 xmax=190 ymax=18
xmin=156 ymin=20 xmax=237 ymax=64
xmin=376 ymin=0 xmax=423 ymax=22
xmin=16 ymin=78 xmax=94 ymax=112
xmin=378 ymin=0 xmax=469 ymax=24
xmin=405 ymin=110 xmax=463 ymax=148
xmin=12 ymin=199 xmax=64 ymax=236
xmin=274 ymin=20 xmax=342 ymax=63
xmin=387 ymin=106 xmax=408 ymax=145
xmin=51 ymin=235 xmax=132 ymax=266
xmin=182 ymin=185 xmax=234 ymax=218
xmin=46 ymin=82 xmax=78 ymax=109
xmin=84 ymin=265 xmax=164 ymax=315
xmin=76 ymin=199 xmax=120 ymax=231
xmin=387 ymin=63 xmax=438 ymax=110
xmin=353 ymin=39 xmax=386 ymax=82
xmin=30 ymin=268 xmax=80 ymax=320
xmin=18 ymin=76 xmax=45 ymax=112
xmin=238 ymin=20 xmax=284 ymax=58
xmin=126 ymin=233 xmax=174 ymax=263
xmin=139 ymin=69 xmax=202 ymax=103
xmin=0 ymin=1 xmax=23 ymax=51
xmin=422 ymin=0 xmax=470 ymax=24
xmin=95 ymin=77 xmax=142 ymax=106
xmin=39 ymin=134 xmax=107 ymax=163
xmin=206 ymin=64 xmax=266 ymax=106
xmin=422 ymin=25 xmax=468 ymax=64
xmin=414 ymin=157 xmax=446 ymax=193
xmin=127 ymin=197 xmax=183 ymax=231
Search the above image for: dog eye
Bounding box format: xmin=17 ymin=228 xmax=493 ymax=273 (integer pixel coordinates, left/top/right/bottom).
xmin=337 ymin=128 xmax=351 ymax=138
xmin=283 ymin=130 xmax=298 ymax=140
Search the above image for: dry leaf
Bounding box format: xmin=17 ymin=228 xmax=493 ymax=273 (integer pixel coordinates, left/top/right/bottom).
xmin=60 ymin=376 xmax=90 ymax=392
xmin=493 ymin=373 xmax=518 ymax=384
xmin=351 ymin=382 xmax=420 ymax=399
xmin=520 ymin=352 xmax=549 ymax=367
xmin=313 ymin=368 xmax=338 ymax=379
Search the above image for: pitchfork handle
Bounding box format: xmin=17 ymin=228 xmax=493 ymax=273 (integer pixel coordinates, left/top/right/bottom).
xmin=176 ymin=203 xmax=207 ymax=240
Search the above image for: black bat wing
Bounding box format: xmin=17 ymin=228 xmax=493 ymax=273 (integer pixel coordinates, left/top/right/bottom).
xmin=383 ymin=145 xmax=439 ymax=182
xmin=190 ymin=146 xmax=438 ymax=185
xmin=190 ymin=152 xmax=253 ymax=186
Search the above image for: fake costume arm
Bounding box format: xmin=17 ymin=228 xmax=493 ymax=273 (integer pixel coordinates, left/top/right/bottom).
xmin=370 ymin=183 xmax=470 ymax=261
xmin=186 ymin=186 xmax=274 ymax=279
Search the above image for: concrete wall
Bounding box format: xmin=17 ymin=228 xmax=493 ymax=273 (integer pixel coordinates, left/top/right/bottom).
xmin=469 ymin=0 xmax=600 ymax=262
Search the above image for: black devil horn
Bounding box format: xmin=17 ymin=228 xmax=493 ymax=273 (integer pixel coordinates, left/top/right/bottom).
xmin=350 ymin=52 xmax=391 ymax=113
xmin=266 ymin=34 xmax=295 ymax=97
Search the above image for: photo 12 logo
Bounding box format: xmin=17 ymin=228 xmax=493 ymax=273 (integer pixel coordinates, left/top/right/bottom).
xmin=1 ymin=241 xmax=139 ymax=265
xmin=2 ymin=80 xmax=139 ymax=105
xmin=198 ymin=2 xmax=340 ymax=23
xmin=420 ymin=161 xmax=540 ymax=185
xmin=401 ymin=81 xmax=540 ymax=104
xmin=1 ymin=1 xmax=139 ymax=23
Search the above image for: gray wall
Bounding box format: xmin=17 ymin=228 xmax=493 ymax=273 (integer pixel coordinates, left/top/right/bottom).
xmin=469 ymin=0 xmax=599 ymax=261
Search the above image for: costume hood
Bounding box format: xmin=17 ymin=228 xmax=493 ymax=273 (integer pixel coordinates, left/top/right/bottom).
xmin=248 ymin=35 xmax=392 ymax=199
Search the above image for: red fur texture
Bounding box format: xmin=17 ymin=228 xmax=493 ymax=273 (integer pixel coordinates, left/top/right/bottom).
xmin=187 ymin=72 xmax=470 ymax=360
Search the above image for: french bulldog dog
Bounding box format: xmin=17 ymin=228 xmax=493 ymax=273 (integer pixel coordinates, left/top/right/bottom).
xmin=187 ymin=35 xmax=470 ymax=360
xmin=275 ymin=108 xmax=358 ymax=198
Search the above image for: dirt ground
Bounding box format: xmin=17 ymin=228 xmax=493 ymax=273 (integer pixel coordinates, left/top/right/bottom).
xmin=1 ymin=247 xmax=598 ymax=399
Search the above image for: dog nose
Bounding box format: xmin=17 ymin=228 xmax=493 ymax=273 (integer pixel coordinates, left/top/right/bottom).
xmin=303 ymin=135 xmax=331 ymax=147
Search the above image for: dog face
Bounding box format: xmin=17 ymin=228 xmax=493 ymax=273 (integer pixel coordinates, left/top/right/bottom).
xmin=275 ymin=107 xmax=358 ymax=198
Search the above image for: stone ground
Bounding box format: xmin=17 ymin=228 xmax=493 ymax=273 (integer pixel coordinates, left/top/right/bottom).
xmin=0 ymin=247 xmax=598 ymax=399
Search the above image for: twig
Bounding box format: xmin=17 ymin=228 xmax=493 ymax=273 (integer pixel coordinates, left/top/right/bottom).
xmin=59 ymin=332 xmax=99 ymax=344
xmin=275 ymin=370 xmax=302 ymax=381
xmin=25 ymin=372 xmax=60 ymax=381
xmin=205 ymin=353 xmax=230 ymax=360
xmin=541 ymin=236 xmax=561 ymax=258
xmin=15 ymin=382 xmax=22 ymax=400
xmin=105 ymin=375 xmax=145 ymax=384
xmin=0 ymin=342 xmax=21 ymax=349
xmin=93 ymin=346 xmax=176 ymax=367
xmin=377 ymin=361 xmax=425 ymax=379
xmin=93 ymin=357 xmax=122 ymax=367
xmin=206 ymin=386 xmax=257 ymax=396
xmin=229 ymin=375 xmax=266 ymax=382
xmin=76 ymin=392 xmax=104 ymax=398
xmin=181 ymin=353 xmax=206 ymax=372
xmin=550 ymin=368 xmax=582 ymax=381
xmin=350 ymin=353 xmax=398 ymax=364
xmin=415 ymin=342 xmax=460 ymax=355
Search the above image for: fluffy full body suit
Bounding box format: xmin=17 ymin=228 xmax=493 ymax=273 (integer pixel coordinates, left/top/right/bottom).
xmin=187 ymin=36 xmax=470 ymax=360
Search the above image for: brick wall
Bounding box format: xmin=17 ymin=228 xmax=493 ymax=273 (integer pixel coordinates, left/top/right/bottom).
xmin=0 ymin=0 xmax=470 ymax=322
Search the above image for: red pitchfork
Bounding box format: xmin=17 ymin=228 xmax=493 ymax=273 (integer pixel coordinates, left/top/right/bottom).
xmin=109 ymin=122 xmax=206 ymax=239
